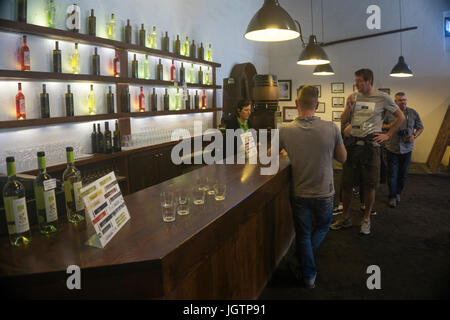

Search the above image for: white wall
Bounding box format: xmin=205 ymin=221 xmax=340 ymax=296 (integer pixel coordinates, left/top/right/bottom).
xmin=269 ymin=0 xmax=450 ymax=163
xmin=0 ymin=0 xmax=270 ymax=169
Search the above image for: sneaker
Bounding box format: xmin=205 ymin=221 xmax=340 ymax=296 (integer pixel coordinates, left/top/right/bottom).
xmin=389 ymin=198 xmax=397 ymax=208
xmin=360 ymin=205 xmax=376 ymax=215
xmin=396 ymin=194 xmax=401 ymax=203
xmin=370 ymin=209 xmax=377 ymax=216
xmin=303 ymin=273 xmax=316 ymax=289
xmin=330 ymin=217 xmax=352 ymax=230
xmin=360 ymin=219 xmax=371 ymax=235
xmin=333 ymin=207 xmax=343 ymax=216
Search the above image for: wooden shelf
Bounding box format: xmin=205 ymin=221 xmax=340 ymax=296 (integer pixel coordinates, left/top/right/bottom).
xmin=0 ymin=18 xmax=221 ymax=68
xmin=127 ymin=108 xmax=219 ymax=118
xmin=0 ymin=69 xmax=122 ymax=83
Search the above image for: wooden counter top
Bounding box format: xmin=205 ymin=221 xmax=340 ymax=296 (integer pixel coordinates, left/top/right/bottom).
xmin=0 ymin=155 xmax=293 ymax=299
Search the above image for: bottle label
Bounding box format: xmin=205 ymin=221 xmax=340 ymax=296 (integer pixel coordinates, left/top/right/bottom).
xmin=24 ymin=51 xmax=30 ymax=66
xmin=44 ymin=189 xmax=58 ymax=223
xmin=12 ymin=197 xmax=30 ymax=234
xmin=116 ymin=61 xmax=120 ymax=72
xmin=73 ymin=181 xmax=84 ymax=211
xmin=19 ymin=98 xmax=25 ymax=114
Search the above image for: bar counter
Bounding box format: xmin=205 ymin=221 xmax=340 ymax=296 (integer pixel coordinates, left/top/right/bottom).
xmin=0 ymin=155 xmax=294 ymax=299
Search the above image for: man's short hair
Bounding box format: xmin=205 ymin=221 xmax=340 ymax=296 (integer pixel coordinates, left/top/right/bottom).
xmin=355 ymin=68 xmax=374 ymax=85
xmin=395 ymin=92 xmax=406 ymax=97
xmin=297 ymin=85 xmax=318 ymax=110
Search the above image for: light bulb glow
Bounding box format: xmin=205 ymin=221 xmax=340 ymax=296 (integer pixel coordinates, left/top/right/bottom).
xmin=244 ymin=29 xmax=299 ymax=42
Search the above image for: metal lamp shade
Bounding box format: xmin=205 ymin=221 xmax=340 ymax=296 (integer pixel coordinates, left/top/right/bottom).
xmin=297 ymin=35 xmax=330 ymax=65
xmin=313 ymin=63 xmax=335 ymax=75
xmin=244 ymin=0 xmax=300 ymax=42
xmin=390 ymin=56 xmax=413 ymax=77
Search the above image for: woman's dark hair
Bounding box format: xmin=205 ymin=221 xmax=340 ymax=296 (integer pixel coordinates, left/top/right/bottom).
xmin=236 ymin=100 xmax=252 ymax=112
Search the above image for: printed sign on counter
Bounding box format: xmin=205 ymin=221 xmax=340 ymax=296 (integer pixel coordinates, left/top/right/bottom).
xmin=79 ymin=172 xmax=130 ymax=248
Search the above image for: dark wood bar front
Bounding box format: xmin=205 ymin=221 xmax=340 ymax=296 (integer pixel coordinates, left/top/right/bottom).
xmin=0 ymin=155 xmax=294 ymax=299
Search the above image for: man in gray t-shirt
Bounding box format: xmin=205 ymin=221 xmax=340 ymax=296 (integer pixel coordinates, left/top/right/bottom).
xmin=279 ymin=86 xmax=346 ymax=288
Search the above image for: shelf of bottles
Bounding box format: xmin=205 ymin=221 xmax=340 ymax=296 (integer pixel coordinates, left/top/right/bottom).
xmin=0 ymin=7 xmax=221 ymax=129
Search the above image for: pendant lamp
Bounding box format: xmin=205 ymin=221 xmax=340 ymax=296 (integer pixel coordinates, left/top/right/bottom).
xmin=390 ymin=0 xmax=413 ymax=77
xmin=244 ymin=0 xmax=300 ymax=42
xmin=313 ymin=63 xmax=335 ymax=75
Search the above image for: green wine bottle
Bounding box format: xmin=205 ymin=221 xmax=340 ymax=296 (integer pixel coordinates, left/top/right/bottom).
xmin=163 ymin=89 xmax=169 ymax=111
xmin=122 ymin=86 xmax=131 ymax=112
xmin=179 ymin=63 xmax=185 ymax=85
xmin=198 ymin=42 xmax=204 ymax=60
xmin=17 ymin=0 xmax=27 ymax=23
xmin=131 ymin=54 xmax=138 ymax=78
xmin=103 ymin=122 xmax=112 ymax=154
xmin=91 ymin=123 xmax=97 ymax=153
xmin=97 ymin=123 xmax=104 ymax=153
xmin=124 ymin=19 xmax=132 ymax=43
xmin=106 ymin=86 xmax=115 ymax=114
xmin=62 ymin=147 xmax=84 ymax=224
xmin=2 ymin=156 xmax=32 ymax=246
xmin=174 ymin=35 xmax=181 ymax=55
xmin=190 ymin=40 xmax=196 ymax=58
xmin=198 ymin=67 xmax=203 ymax=85
xmin=65 ymin=84 xmax=74 ymax=116
xmin=40 ymin=84 xmax=50 ymax=118
xmin=156 ymin=58 xmax=163 ymax=81
xmin=92 ymin=47 xmax=100 ymax=75
xmin=162 ymin=31 xmax=169 ymax=52
xmin=113 ymin=120 xmax=121 ymax=152
xmin=34 ymin=151 xmax=58 ymax=236
xmin=139 ymin=24 xmax=146 ymax=47
xmin=88 ymin=9 xmax=96 ymax=36
xmin=151 ymin=88 xmax=157 ymax=111
xmin=185 ymin=89 xmax=191 ymax=110
xmin=53 ymin=41 xmax=61 ymax=73
xmin=194 ymin=90 xmax=200 ymax=109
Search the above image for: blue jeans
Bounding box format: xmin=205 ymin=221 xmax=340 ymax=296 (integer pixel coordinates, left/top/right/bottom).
xmin=290 ymin=196 xmax=334 ymax=280
xmin=387 ymin=151 xmax=412 ymax=199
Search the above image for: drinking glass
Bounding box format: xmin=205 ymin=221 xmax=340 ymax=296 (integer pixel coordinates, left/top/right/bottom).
xmin=214 ymin=183 xmax=226 ymax=201
xmin=160 ymin=191 xmax=175 ymax=222
xmin=192 ymin=188 xmax=205 ymax=205
xmin=176 ymin=191 xmax=190 ymax=215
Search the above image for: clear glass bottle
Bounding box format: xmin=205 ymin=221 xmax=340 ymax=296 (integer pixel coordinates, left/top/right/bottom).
xmin=15 ymin=82 xmax=26 ymax=120
xmin=2 ymin=156 xmax=32 ymax=246
xmin=107 ymin=13 xmax=116 ymax=40
xmin=207 ymin=44 xmax=212 ymax=62
xmin=175 ymin=87 xmax=181 ymax=110
xmin=72 ymin=43 xmax=80 ymax=74
xmin=62 ymin=147 xmax=84 ymax=224
xmin=149 ymin=26 xmax=157 ymax=49
xmin=144 ymin=55 xmax=150 ymax=80
xmin=19 ymin=35 xmax=30 ymax=71
xmin=34 ymin=151 xmax=58 ymax=235
xmin=88 ymin=84 xmax=96 ymax=115
xmin=184 ymin=36 xmax=190 ymax=57
xmin=190 ymin=63 xmax=195 ymax=83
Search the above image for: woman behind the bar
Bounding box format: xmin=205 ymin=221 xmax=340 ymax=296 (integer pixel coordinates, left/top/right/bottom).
xmin=225 ymin=100 xmax=253 ymax=132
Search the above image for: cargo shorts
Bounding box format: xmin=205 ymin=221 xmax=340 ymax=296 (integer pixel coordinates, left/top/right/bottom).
xmin=342 ymin=144 xmax=380 ymax=190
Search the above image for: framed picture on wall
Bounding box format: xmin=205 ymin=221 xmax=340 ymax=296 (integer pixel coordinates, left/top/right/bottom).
xmin=283 ymin=106 xmax=298 ymax=122
xmin=317 ymin=102 xmax=325 ymax=113
xmin=332 ymin=96 xmax=345 ymax=108
xmin=279 ymin=80 xmax=292 ymax=101
xmin=331 ymin=82 xmax=344 ymax=93
xmin=332 ymin=111 xmax=342 ymax=122
xmin=379 ymin=88 xmax=391 ymax=95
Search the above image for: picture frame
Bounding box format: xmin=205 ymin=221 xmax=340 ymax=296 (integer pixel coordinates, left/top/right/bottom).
xmin=332 ymin=111 xmax=342 ymax=122
xmin=332 ymin=96 xmax=345 ymax=108
xmin=379 ymin=88 xmax=391 ymax=95
xmin=278 ymin=80 xmax=292 ymax=101
xmin=282 ymin=106 xmax=298 ymax=122
xmin=331 ymin=82 xmax=344 ymax=93
xmin=316 ymin=102 xmax=325 ymax=113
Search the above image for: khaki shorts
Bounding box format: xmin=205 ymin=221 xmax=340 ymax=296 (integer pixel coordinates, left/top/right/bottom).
xmin=342 ymin=144 xmax=380 ymax=189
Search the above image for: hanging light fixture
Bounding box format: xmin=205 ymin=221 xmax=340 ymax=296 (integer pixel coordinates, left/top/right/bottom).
xmin=244 ymin=0 xmax=300 ymax=42
xmin=297 ymin=0 xmax=330 ymax=65
xmin=390 ymin=0 xmax=413 ymax=77
xmin=313 ymin=0 xmax=334 ymax=75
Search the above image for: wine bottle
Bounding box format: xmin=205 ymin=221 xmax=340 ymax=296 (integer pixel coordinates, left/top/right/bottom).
xmin=2 ymin=156 xmax=31 ymax=246
xmin=104 ymin=122 xmax=112 ymax=154
xmin=113 ymin=120 xmax=121 ymax=152
xmin=175 ymin=87 xmax=181 ymax=110
xmin=34 ymin=151 xmax=58 ymax=235
xmin=88 ymin=9 xmax=96 ymax=36
xmin=113 ymin=50 xmax=120 ymax=77
xmin=201 ymin=90 xmax=207 ymax=109
xmin=163 ymin=89 xmax=169 ymax=111
xmin=122 ymin=86 xmax=131 ymax=112
xmin=179 ymin=63 xmax=185 ymax=85
xmin=144 ymin=55 xmax=150 ymax=80
xmin=194 ymin=90 xmax=200 ymax=109
xmin=17 ymin=0 xmax=27 ymax=23
xmin=207 ymin=44 xmax=212 ymax=62
xmin=170 ymin=59 xmax=177 ymax=82
xmin=15 ymin=82 xmax=26 ymax=120
xmin=40 ymin=84 xmax=50 ymax=118
xmin=97 ymin=123 xmax=104 ymax=153
xmin=149 ymin=26 xmax=157 ymax=49
xmin=190 ymin=63 xmax=195 ymax=83
xmin=205 ymin=67 xmax=211 ymax=85
xmin=190 ymin=40 xmax=196 ymax=58
xmin=107 ymin=13 xmax=116 ymax=40
xmin=92 ymin=47 xmax=100 ymax=75
xmin=65 ymin=84 xmax=74 ymax=116
xmin=124 ymin=19 xmax=132 ymax=44
xmin=184 ymin=36 xmax=190 ymax=57
xmin=151 ymin=88 xmax=157 ymax=111
xmin=106 ymin=86 xmax=115 ymax=114
xmin=185 ymin=89 xmax=191 ymax=110
xmin=131 ymin=54 xmax=138 ymax=78
xmin=19 ymin=35 xmax=30 ymax=71
xmin=46 ymin=0 xmax=56 ymax=28
xmin=198 ymin=42 xmax=204 ymax=60
xmin=198 ymin=66 xmax=203 ymax=85
xmin=91 ymin=123 xmax=97 ymax=153
xmin=174 ymin=35 xmax=181 ymax=55
xmin=71 ymin=43 xmax=80 ymax=74
xmin=88 ymin=84 xmax=96 ymax=115
xmin=62 ymin=147 xmax=84 ymax=224
xmin=207 ymin=67 xmax=212 ymax=85
xmin=139 ymin=87 xmax=146 ymax=112
xmin=156 ymin=58 xmax=163 ymax=81
xmin=52 ymin=41 xmax=62 ymax=73
xmin=139 ymin=24 xmax=146 ymax=47
xmin=162 ymin=31 xmax=169 ymax=51
xmin=169 ymin=88 xmax=175 ymax=110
